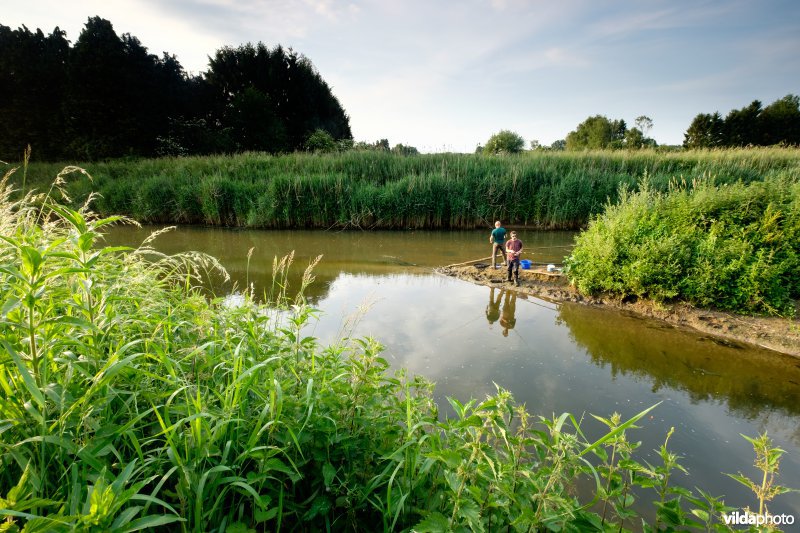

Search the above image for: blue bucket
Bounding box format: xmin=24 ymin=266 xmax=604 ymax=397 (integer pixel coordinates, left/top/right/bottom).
xmin=520 ymin=259 xmax=531 ymax=269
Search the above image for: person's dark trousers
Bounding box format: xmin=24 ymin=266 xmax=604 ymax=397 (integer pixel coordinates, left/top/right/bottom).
xmin=507 ymin=258 xmax=520 ymax=283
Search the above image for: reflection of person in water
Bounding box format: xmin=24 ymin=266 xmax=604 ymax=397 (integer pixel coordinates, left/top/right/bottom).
xmin=499 ymin=290 xmax=517 ymax=337
xmin=486 ymin=287 xmax=502 ymax=325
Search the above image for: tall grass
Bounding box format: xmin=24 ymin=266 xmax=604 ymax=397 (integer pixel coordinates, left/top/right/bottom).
xmin=1 ymin=169 xmax=794 ymax=530
xmin=12 ymin=147 xmax=800 ymax=230
xmin=566 ymin=174 xmax=800 ymax=316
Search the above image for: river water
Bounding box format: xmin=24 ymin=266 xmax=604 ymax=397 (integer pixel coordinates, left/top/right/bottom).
xmin=106 ymin=225 xmax=800 ymax=520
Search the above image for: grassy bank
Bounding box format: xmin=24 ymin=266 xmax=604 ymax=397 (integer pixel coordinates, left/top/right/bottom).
xmin=9 ymin=148 xmax=800 ymax=230
xmin=1 ymin=170 xmax=795 ymax=531
xmin=565 ymin=175 xmax=800 ymax=316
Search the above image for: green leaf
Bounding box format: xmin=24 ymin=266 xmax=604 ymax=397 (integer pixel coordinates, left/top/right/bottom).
xmin=429 ymin=449 xmax=463 ymax=470
xmin=227 ymin=521 xmax=258 ymax=533
xmin=123 ymin=514 xmax=184 ymax=532
xmin=302 ymin=496 xmax=331 ymax=521
xmin=571 ymin=511 xmax=603 ymax=532
xmin=2 ymin=340 xmax=45 ymax=408
xmin=254 ymin=506 xmax=278 ymax=523
xmin=581 ymin=403 xmax=660 ymax=457
xmin=77 ymin=232 xmax=95 ymax=253
xmin=1 ymin=296 xmax=21 ymax=317
xmin=725 ymin=472 xmax=754 ymax=489
xmin=413 ymin=512 xmax=450 ymax=533
xmin=458 ymin=499 xmax=482 ymax=529
xmin=322 ymin=462 xmax=336 ymax=488
xmin=20 ymin=246 xmax=43 ymax=276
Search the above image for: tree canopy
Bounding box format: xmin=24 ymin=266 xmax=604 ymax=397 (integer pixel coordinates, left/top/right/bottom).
xmin=0 ymin=17 xmax=352 ymax=161
xmin=565 ymin=116 xmax=653 ymax=150
xmin=483 ymin=130 xmax=526 ymax=154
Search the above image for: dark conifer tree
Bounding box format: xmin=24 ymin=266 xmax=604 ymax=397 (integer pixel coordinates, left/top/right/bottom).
xmin=0 ymin=24 xmax=70 ymax=161
xmin=759 ymin=95 xmax=800 ymax=146
xmin=722 ymin=100 xmax=762 ymax=147
xmin=205 ymin=43 xmax=351 ymax=153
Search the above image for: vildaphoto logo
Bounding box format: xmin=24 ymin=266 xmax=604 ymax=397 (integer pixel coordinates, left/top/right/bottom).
xmin=723 ymin=510 xmax=795 ymax=526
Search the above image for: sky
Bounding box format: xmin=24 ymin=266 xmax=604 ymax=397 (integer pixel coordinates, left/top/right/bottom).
xmin=4 ymin=0 xmax=800 ymax=152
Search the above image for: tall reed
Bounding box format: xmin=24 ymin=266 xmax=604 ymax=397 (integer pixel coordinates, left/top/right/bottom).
xmin=14 ymin=148 xmax=800 ymax=230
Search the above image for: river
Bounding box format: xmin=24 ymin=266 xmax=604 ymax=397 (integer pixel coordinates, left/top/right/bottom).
xmin=106 ymin=224 xmax=800 ymax=521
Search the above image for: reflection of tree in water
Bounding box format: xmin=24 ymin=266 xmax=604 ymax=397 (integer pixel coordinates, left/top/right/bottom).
xmin=557 ymin=303 xmax=800 ymax=442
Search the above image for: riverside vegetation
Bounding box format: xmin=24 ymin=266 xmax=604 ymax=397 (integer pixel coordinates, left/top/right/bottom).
xmin=1 ymin=168 xmax=797 ymax=530
xmin=565 ymin=175 xmax=800 ymax=317
xmin=14 ymin=147 xmax=800 ymax=230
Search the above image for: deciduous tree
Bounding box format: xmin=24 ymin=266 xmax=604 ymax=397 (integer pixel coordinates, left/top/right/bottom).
xmin=566 ymin=116 xmax=616 ymax=150
xmin=483 ymin=130 xmax=525 ymax=154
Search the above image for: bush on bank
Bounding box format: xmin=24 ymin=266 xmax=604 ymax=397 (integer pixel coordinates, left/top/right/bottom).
xmin=565 ymin=175 xmax=800 ymax=316
xmin=13 ymin=147 xmax=800 ymax=230
xmin=0 ymin=171 xmax=793 ymax=531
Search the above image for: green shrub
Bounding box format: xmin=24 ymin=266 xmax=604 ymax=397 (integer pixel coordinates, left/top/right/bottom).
xmin=566 ymin=176 xmax=800 ymax=315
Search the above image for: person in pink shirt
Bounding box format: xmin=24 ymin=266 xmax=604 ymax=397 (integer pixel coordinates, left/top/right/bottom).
xmin=505 ymin=231 xmax=523 ymax=286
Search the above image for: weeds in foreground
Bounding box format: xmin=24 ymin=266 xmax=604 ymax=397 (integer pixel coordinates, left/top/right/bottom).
xmin=0 ymin=170 xmax=796 ymax=531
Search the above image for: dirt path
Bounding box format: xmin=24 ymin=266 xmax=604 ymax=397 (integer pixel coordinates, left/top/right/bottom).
xmin=436 ymin=262 xmax=800 ymax=357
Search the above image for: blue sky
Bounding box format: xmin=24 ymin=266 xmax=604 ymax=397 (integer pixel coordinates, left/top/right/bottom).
xmin=5 ymin=0 xmax=799 ymax=152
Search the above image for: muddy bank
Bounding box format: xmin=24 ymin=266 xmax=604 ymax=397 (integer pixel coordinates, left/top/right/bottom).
xmin=436 ymin=263 xmax=800 ymax=357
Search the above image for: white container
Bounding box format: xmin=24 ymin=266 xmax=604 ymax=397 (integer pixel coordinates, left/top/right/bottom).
xmin=546 ymin=264 xmax=556 ymax=272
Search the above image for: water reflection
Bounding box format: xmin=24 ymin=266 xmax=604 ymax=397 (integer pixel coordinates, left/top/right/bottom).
xmin=103 ymin=225 xmax=799 ymax=515
xmin=485 ymin=287 xmax=502 ymax=325
xmin=486 ymin=288 xmax=518 ymax=337
xmin=557 ymin=303 xmax=800 ymax=421
xmin=499 ymin=291 xmax=517 ymax=337
xmin=104 ymin=225 xmax=577 ymax=303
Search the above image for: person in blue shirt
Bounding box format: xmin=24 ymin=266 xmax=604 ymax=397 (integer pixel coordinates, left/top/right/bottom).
xmin=489 ymin=220 xmax=507 ymax=269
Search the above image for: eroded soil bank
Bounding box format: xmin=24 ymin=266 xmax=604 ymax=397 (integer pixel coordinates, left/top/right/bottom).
xmin=436 ymin=263 xmax=800 ymax=357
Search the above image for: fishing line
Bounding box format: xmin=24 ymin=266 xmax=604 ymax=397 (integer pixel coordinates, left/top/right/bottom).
xmin=524 ymin=298 xmax=560 ymax=312
xmin=438 ymin=313 xmax=485 ymax=338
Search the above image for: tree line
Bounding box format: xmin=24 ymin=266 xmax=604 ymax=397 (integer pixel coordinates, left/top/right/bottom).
xmin=683 ymin=95 xmax=800 ymax=149
xmin=479 ymin=116 xmax=657 ymax=154
xmin=0 ymin=17 xmax=352 ymax=161
xmin=482 ymin=98 xmax=799 ymax=154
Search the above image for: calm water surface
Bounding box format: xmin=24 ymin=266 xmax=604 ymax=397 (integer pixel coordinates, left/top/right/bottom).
xmin=107 ymin=225 xmax=800 ymax=518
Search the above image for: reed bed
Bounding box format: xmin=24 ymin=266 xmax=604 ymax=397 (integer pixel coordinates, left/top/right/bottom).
xmin=10 ymin=147 xmax=800 ymax=230
xmin=0 ymin=168 xmax=794 ymax=531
